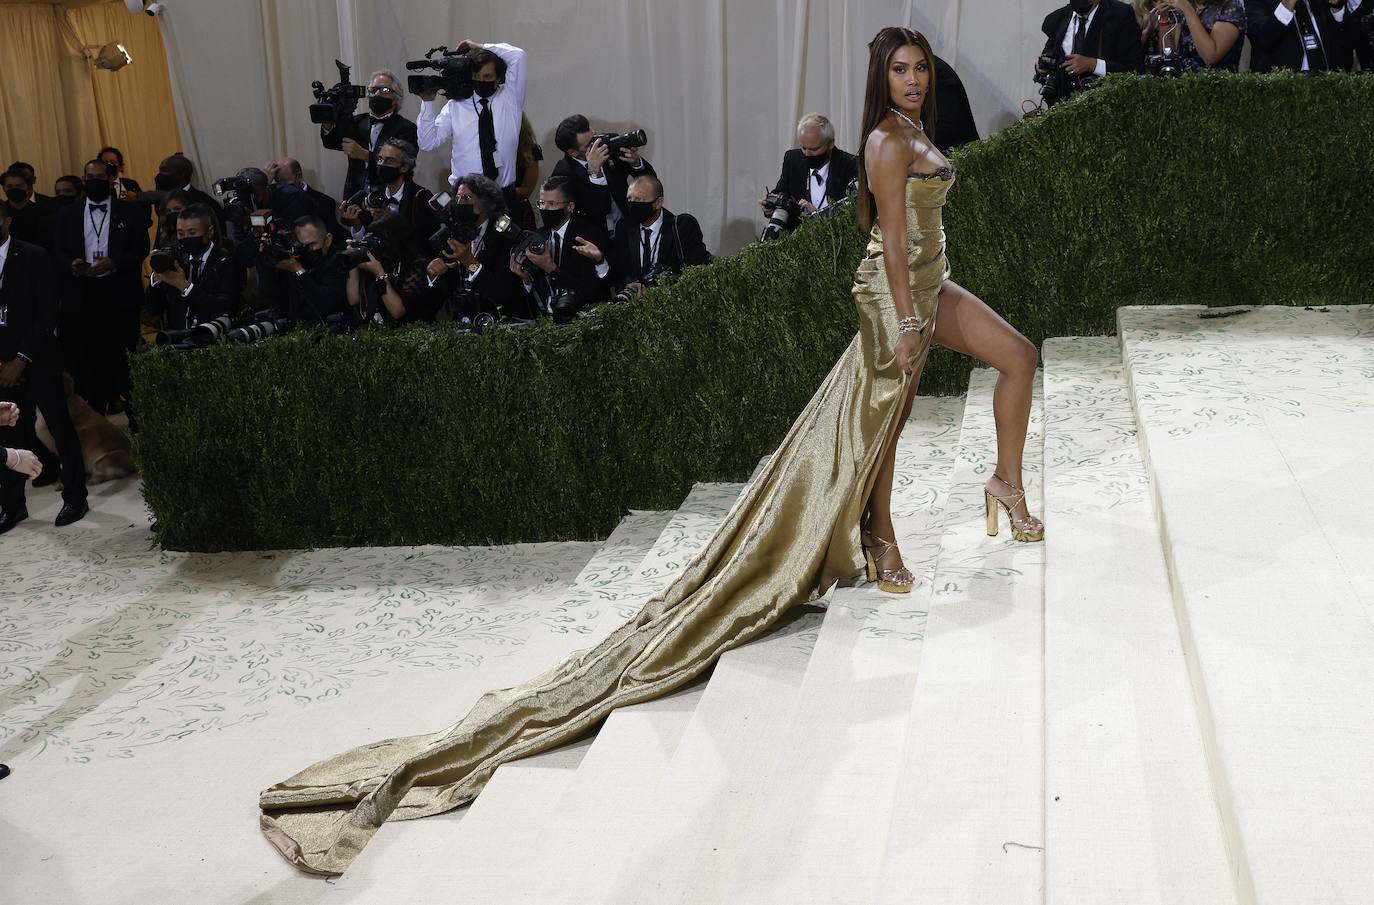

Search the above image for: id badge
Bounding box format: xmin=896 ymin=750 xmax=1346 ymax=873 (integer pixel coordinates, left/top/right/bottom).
xmin=0 ymin=306 xmax=8 ymax=327
xmin=1302 ymin=31 xmax=1319 ymax=52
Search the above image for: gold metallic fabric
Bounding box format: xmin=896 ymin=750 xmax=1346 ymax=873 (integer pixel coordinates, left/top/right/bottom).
xmin=259 ymin=174 xmax=955 ymax=876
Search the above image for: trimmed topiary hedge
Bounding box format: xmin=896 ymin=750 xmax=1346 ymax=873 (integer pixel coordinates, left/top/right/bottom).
xmin=132 ymin=72 xmax=1374 ymax=552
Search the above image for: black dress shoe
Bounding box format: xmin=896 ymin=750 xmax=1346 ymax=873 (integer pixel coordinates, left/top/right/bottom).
xmin=55 ymin=501 xmax=89 ymax=527
xmin=32 ymin=468 xmax=60 ymax=488
xmin=0 ymin=763 xmax=10 ymax=781
xmin=0 ymin=508 xmax=28 ymax=535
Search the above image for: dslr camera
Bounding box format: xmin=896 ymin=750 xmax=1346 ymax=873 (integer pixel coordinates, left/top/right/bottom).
xmin=149 ymin=245 xmax=183 ymax=275
xmin=1145 ymin=48 xmax=1184 ymax=78
xmin=310 ymin=59 xmax=366 ymax=136
xmin=611 ymin=265 xmax=671 ymax=303
xmin=213 ymin=175 xmax=257 ymax=225
xmin=406 ymin=46 xmax=475 ymax=100
xmin=1033 ymin=50 xmax=1100 ymax=105
xmin=760 ymin=190 xmax=802 ymax=242
xmin=591 ymin=129 xmax=648 ymax=154
xmin=339 ymin=233 xmax=389 ymax=269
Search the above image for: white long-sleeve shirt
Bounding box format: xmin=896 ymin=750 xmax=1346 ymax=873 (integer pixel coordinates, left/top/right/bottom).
xmin=417 ymin=43 xmax=528 ymax=189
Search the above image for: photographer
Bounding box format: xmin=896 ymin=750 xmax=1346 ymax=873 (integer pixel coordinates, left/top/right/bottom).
xmin=152 ymin=154 xmax=222 ymax=215
xmin=515 ymin=175 xmax=610 ymax=322
xmin=552 ymin=114 xmax=655 ymax=228
xmin=612 ymin=175 xmax=712 ymax=296
xmin=1036 ymin=0 xmax=1144 ymax=104
xmin=1153 ymin=1 xmax=1247 ymax=70
xmin=53 ymin=159 xmax=151 ymax=416
xmin=762 ymin=114 xmax=859 ymax=230
xmin=425 ymin=173 xmax=533 ymax=322
xmin=222 ymin=167 xmax=316 ymax=310
xmin=322 ymin=69 xmax=419 ymax=201
xmin=339 ymin=139 xmax=437 ymax=257
xmin=3 ymin=167 xmax=55 ymax=251
xmin=417 ymin=39 xmax=528 ymax=191
xmin=147 ymin=204 xmax=245 ymax=331
xmin=1246 ymin=0 xmax=1360 ymax=71
xmin=270 ymin=157 xmax=346 ymax=246
xmin=277 ymin=215 xmax=348 ymax=325
xmin=0 ymin=204 xmax=87 ymax=532
xmin=345 ymin=210 xmax=435 ymax=325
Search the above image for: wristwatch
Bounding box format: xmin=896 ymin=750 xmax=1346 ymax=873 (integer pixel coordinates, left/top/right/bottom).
xmin=465 ymin=261 xmax=481 ymax=276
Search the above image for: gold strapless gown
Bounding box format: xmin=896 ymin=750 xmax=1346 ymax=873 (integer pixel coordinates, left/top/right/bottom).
xmin=260 ymin=172 xmax=956 ymax=875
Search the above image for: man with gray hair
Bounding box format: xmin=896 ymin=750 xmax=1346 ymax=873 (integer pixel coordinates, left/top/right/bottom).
xmin=321 ymin=68 xmax=419 ymax=200
xmin=761 ymin=112 xmax=858 ymax=229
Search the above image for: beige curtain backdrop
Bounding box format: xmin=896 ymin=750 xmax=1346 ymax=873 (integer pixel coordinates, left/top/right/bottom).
xmin=0 ymin=0 xmax=180 ymax=192
xmin=156 ymin=0 xmax=1054 ymax=253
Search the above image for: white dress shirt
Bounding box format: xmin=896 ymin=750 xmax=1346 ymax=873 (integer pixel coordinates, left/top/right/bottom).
xmin=83 ymin=198 xmax=112 ymax=276
xmin=551 ymin=217 xmax=610 ymax=280
xmin=1062 ymin=6 xmax=1110 ymax=77
xmin=1273 ymin=0 xmax=1352 ymax=70
xmin=808 ymin=163 xmax=831 ymax=211
xmin=417 ymin=43 xmax=528 ymax=189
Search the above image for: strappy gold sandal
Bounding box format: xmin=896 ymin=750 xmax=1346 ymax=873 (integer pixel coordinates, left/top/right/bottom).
xmin=984 ymin=473 xmax=1045 ymax=543
xmin=861 ymin=527 xmax=915 ymax=594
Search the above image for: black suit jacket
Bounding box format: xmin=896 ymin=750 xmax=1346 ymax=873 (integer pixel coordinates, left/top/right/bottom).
xmin=1041 ymin=1 xmax=1145 ymax=75
xmin=183 ymin=185 xmax=225 ymax=217
xmin=53 ymin=198 xmax=152 ymax=313
xmin=611 ymin=210 xmax=712 ymax=289
xmin=932 ymin=56 xmax=981 ymax=153
xmin=529 ymin=213 xmax=612 ymax=314
xmin=303 ymin=184 xmax=347 ymax=246
xmin=8 ymin=200 xmax=55 ymax=252
xmin=772 ymin=147 xmax=859 ymax=208
xmin=286 ymin=254 xmax=348 ymax=324
xmin=0 ymin=238 xmax=59 ymax=367
xmin=391 ymin=181 xmax=439 ymax=255
xmin=1246 ymin=0 xmax=1355 ymax=72
xmin=147 ymin=245 xmax=246 ymax=330
xmin=322 ymin=112 xmax=420 ymax=199
xmin=437 ymin=222 xmax=537 ymax=322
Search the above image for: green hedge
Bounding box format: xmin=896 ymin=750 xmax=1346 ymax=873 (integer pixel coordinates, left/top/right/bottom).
xmin=133 ymin=72 xmax=1374 ymax=552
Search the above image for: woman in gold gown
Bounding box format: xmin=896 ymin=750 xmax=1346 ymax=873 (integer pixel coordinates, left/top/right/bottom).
xmin=259 ymin=26 xmax=1043 ymax=876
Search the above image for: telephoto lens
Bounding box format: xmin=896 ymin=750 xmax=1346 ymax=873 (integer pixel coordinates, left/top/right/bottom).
xmin=190 ymin=315 xmax=233 ymax=347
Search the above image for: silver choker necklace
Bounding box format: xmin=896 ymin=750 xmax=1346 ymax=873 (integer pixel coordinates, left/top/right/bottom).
xmin=889 ymin=106 xmax=924 ymax=133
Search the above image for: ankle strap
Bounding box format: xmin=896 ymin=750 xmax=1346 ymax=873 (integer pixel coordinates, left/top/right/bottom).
xmin=992 ymin=472 xmax=1024 ymax=493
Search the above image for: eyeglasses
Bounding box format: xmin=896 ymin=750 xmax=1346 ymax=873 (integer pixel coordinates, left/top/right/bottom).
xmin=535 ymin=201 xmax=569 ymax=211
xmin=368 ymin=85 xmax=398 ymax=96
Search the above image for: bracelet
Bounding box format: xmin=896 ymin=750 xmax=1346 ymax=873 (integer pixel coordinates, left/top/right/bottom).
xmin=897 ymin=315 xmax=922 ymax=335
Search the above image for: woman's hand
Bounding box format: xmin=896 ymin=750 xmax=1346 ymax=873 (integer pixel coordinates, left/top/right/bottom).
xmin=894 ymin=330 xmax=924 ymax=377
xmin=1161 ymin=0 xmax=1198 ymax=19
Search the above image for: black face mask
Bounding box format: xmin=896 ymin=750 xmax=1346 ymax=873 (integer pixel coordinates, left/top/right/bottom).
xmin=805 ymin=151 xmax=831 ymax=170
xmin=368 ymin=95 xmax=394 ymax=116
xmin=298 ymin=246 xmax=327 ymax=269
xmin=178 ymin=236 xmax=208 ymax=257
xmin=626 ymin=200 xmax=657 ymax=225
xmin=154 ymin=172 xmax=180 ymax=192
xmin=4 ymin=187 xmax=27 ymax=205
xmin=1068 ymin=0 xmax=1093 ymax=14
xmin=540 ymin=208 xmax=568 ymax=231
xmin=375 ymin=163 xmax=404 ymax=186
xmin=450 ymin=202 xmax=478 ymax=224
xmin=472 ymin=81 xmax=498 ymax=99
xmin=84 ymin=179 xmax=112 ymax=202
xmin=55 ymin=194 xmax=78 ymax=208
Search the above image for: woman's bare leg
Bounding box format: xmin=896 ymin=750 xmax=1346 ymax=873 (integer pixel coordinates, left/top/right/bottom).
xmin=863 ymin=345 xmax=928 ymax=574
xmin=931 ymin=280 xmax=1040 ymax=523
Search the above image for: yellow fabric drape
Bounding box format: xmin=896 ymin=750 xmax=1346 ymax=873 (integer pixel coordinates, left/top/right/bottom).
xmin=0 ymin=0 xmax=179 ymax=192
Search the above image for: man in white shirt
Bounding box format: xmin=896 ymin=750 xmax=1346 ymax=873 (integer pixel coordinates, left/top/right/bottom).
xmin=416 ymin=39 xmax=528 ymax=191
xmin=1036 ymin=0 xmax=1144 ymax=103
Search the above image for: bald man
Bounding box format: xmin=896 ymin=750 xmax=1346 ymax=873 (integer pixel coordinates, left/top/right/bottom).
xmin=268 ymin=157 xmax=345 ymax=246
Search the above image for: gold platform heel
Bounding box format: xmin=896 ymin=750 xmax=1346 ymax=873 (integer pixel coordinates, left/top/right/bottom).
xmin=984 ymin=473 xmax=1045 ymax=543
xmin=860 ymin=529 xmax=915 ymax=594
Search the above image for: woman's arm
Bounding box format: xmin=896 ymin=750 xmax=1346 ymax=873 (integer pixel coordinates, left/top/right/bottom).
xmin=1176 ymin=1 xmax=1242 ymax=63
xmin=379 ymin=277 xmax=407 ymax=321
xmin=345 ymin=266 xmax=363 ymax=308
xmin=867 ymin=131 xmax=917 ymax=323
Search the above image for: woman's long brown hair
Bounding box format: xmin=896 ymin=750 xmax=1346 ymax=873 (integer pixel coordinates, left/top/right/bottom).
xmin=856 ymin=26 xmax=939 ymax=233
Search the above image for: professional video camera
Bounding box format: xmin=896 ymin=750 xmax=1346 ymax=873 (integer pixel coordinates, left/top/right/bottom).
xmin=590 ymin=129 xmax=648 ymax=154
xmin=406 ymin=46 xmax=474 ymax=100
xmin=611 ymin=265 xmax=672 ymax=304
xmin=227 ymin=310 xmax=293 ymax=344
xmin=1144 ymin=48 xmax=1184 ymax=78
xmin=310 ymin=59 xmax=366 ymax=130
xmin=760 ymin=190 xmax=802 ymax=242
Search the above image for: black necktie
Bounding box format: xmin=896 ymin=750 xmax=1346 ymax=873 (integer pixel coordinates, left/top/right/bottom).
xmin=1072 ymin=13 xmax=1088 ymax=55
xmin=814 ymin=171 xmax=824 ymax=185
xmin=188 ymin=257 xmax=201 ymax=284
xmin=477 ymin=98 xmax=499 ymax=180
xmin=552 ymin=232 xmax=562 ymax=267
xmin=640 ymin=227 xmax=653 ymax=276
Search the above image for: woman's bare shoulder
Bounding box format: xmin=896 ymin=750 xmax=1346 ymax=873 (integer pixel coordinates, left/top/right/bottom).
xmin=864 ymin=124 xmax=915 ymax=174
